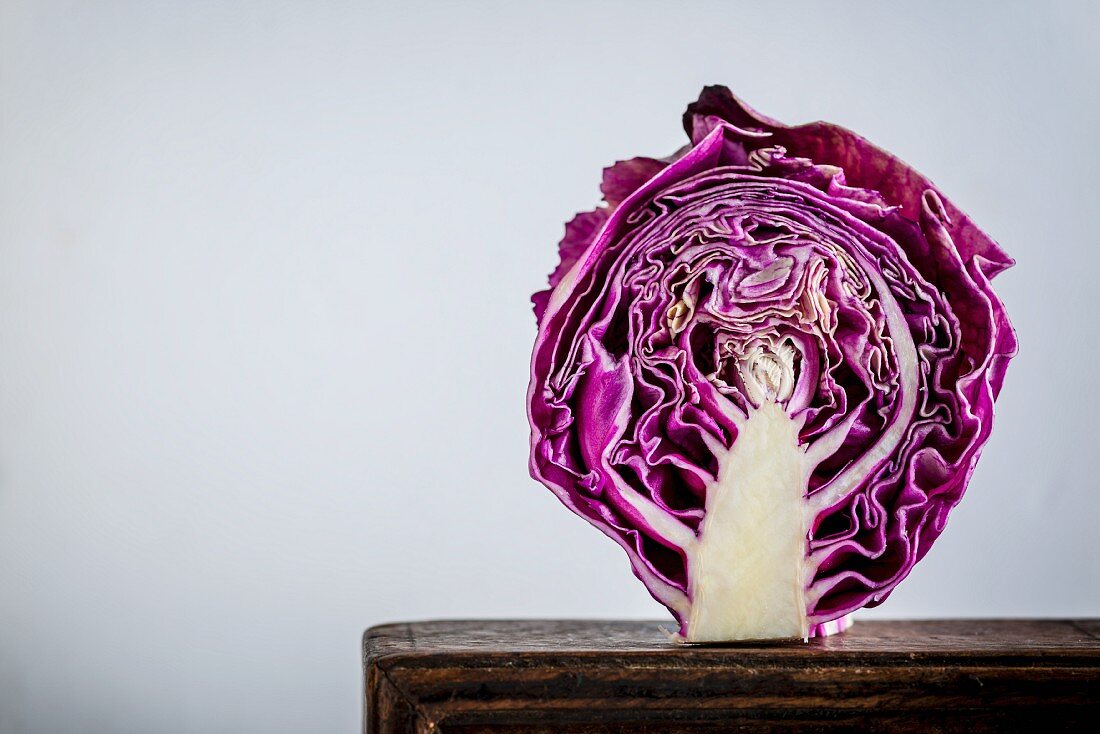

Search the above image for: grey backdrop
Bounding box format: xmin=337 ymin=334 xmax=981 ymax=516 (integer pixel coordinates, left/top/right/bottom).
xmin=1 ymin=1 xmax=1097 ymax=732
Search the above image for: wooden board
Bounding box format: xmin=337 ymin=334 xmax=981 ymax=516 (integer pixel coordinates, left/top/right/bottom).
xmin=364 ymin=619 xmax=1100 ymax=733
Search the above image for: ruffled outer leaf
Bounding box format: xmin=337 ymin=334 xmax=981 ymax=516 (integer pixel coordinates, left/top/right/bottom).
xmin=683 ymin=86 xmax=1015 ymax=280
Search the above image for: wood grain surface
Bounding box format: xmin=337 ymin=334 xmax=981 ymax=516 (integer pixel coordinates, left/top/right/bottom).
xmin=364 ymin=619 xmax=1100 ymax=733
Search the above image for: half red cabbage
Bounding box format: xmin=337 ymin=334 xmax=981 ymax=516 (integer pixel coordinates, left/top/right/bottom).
xmin=529 ymin=86 xmax=1016 ymax=641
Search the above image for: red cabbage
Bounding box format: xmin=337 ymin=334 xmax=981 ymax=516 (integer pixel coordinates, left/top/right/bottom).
xmin=528 ymin=87 xmax=1016 ymax=641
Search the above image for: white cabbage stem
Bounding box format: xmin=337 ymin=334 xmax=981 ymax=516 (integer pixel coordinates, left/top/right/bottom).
xmin=685 ymin=399 xmax=809 ymax=641
xmin=683 ymin=341 xmax=810 ymax=642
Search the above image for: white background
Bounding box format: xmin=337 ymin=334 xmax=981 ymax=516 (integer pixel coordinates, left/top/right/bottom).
xmin=1 ymin=1 xmax=1097 ymax=732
